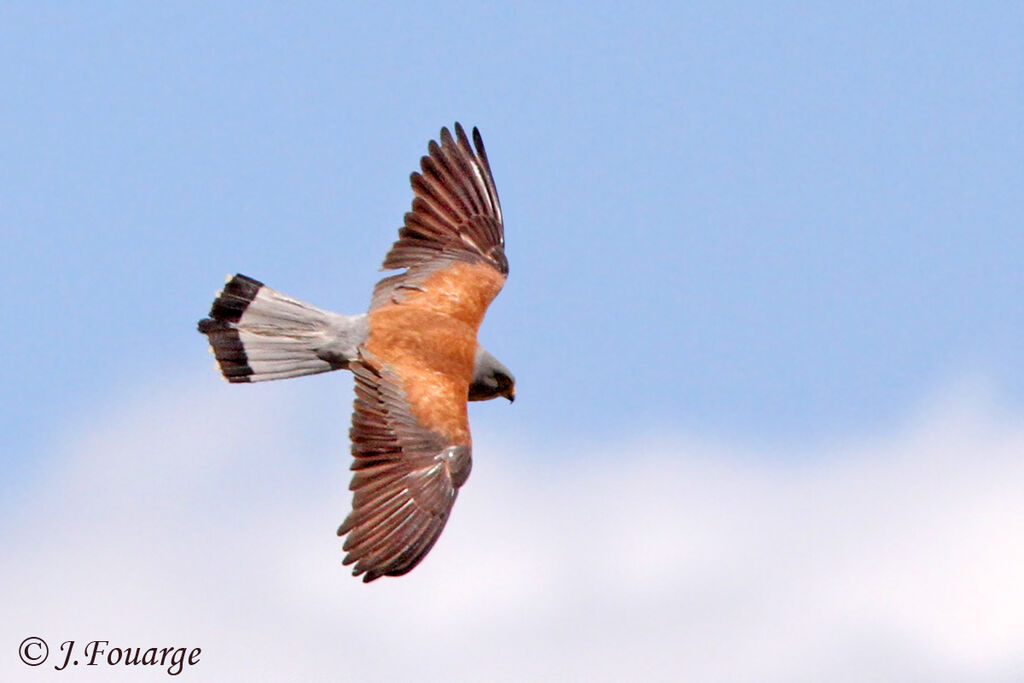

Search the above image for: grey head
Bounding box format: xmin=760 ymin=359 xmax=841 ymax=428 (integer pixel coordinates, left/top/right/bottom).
xmin=469 ymin=346 xmax=515 ymax=402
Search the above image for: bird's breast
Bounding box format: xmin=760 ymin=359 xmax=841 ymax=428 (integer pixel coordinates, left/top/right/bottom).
xmin=361 ymin=260 xmax=505 ymax=443
xmin=364 ymin=306 xmax=479 ymax=444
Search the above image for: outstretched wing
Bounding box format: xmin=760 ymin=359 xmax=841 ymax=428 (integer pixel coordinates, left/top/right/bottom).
xmin=371 ymin=123 xmax=507 ymax=311
xmin=337 ymin=359 xmax=473 ymax=582
xmin=340 ymin=124 xmax=508 ymax=582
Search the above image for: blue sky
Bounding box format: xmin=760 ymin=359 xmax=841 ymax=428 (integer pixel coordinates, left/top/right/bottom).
xmin=3 ymin=3 xmax=1021 ymax=457
xmin=2 ymin=4 xmax=1023 ymax=680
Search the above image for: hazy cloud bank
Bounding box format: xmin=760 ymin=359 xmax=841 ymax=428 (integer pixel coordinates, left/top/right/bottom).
xmin=3 ymin=378 xmax=1022 ymax=682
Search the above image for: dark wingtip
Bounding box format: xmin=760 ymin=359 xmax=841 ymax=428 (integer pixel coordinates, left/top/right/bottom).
xmin=337 ymin=518 xmax=352 ymax=537
xmin=439 ymin=125 xmax=454 ymax=145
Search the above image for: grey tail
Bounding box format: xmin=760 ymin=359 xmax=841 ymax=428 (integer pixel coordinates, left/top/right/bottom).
xmin=198 ymin=274 xmax=362 ymax=383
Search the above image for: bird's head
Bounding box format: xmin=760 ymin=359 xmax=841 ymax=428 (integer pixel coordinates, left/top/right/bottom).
xmin=469 ymin=347 xmax=516 ymax=403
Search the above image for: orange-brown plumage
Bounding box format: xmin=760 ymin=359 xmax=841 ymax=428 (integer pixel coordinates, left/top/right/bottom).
xmin=364 ymin=261 xmax=506 ymax=442
xmin=337 ymin=123 xmax=511 ymax=582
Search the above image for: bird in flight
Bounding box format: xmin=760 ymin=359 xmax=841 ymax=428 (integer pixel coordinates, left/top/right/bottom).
xmin=198 ymin=124 xmax=513 ymax=582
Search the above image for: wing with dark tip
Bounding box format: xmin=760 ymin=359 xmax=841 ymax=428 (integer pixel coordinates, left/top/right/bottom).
xmin=371 ymin=123 xmax=507 ymax=310
xmin=337 ymin=360 xmax=473 ymax=582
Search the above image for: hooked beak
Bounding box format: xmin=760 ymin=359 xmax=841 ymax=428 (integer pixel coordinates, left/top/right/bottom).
xmin=504 ymin=387 xmax=515 ymax=403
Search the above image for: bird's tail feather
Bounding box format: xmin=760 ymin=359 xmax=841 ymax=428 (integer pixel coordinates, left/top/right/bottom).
xmin=198 ymin=274 xmax=356 ymax=383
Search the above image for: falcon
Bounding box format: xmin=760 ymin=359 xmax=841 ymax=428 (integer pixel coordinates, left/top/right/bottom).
xmin=197 ymin=124 xmax=513 ymax=582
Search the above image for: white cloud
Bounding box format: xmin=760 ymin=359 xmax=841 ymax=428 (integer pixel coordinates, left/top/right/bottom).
xmin=3 ymin=376 xmax=1023 ymax=682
